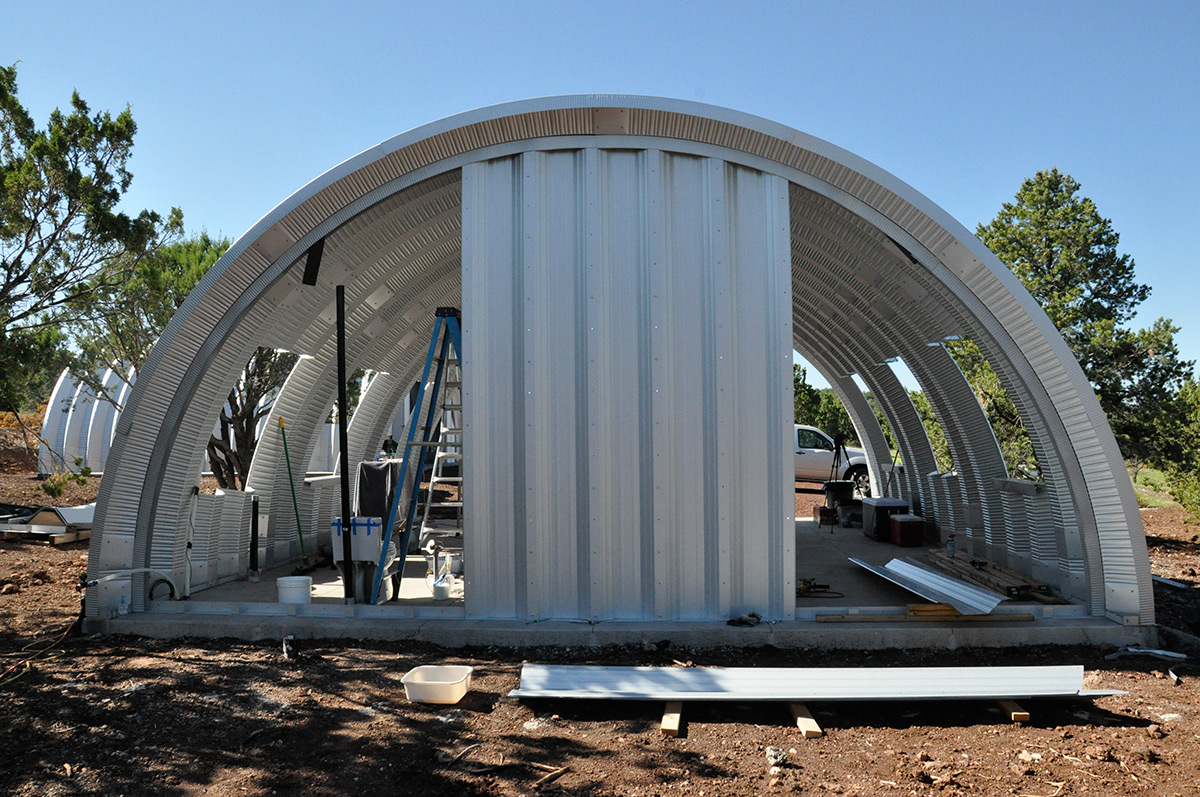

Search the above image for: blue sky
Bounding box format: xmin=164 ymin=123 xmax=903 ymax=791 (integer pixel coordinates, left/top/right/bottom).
xmin=9 ymin=1 xmax=1199 ymax=379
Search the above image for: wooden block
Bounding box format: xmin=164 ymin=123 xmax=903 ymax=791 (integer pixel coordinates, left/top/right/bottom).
xmin=46 ymin=530 xmax=89 ymax=545
xmin=999 ymin=699 xmax=1029 ymax=723
xmin=789 ymin=703 xmax=824 ymax=738
xmin=661 ymin=701 xmax=683 ymax=737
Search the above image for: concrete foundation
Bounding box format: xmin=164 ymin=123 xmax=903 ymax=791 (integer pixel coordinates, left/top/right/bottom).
xmin=84 ymin=515 xmax=1156 ymax=651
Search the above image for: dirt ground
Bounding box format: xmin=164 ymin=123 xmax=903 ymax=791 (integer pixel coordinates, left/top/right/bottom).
xmin=3 ymin=438 xmax=1200 ymax=796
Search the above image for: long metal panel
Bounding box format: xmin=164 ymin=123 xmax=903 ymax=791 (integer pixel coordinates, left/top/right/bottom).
xmin=511 ymin=664 xmax=1120 ymax=701
xmin=522 ymin=149 xmax=585 ymax=619
xmin=585 ymin=149 xmax=653 ymax=619
xmin=850 ymin=557 xmax=1007 ymax=615
xmin=462 ymin=156 xmax=522 ymax=618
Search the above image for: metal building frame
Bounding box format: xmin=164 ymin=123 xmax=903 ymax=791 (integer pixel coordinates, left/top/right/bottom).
xmin=83 ymin=96 xmax=1151 ymax=638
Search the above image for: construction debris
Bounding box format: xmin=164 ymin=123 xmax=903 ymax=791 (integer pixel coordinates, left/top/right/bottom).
xmin=1104 ymin=647 xmax=1188 ymax=662
xmin=850 ymin=557 xmax=1008 ymax=615
xmin=927 ymin=548 xmax=1066 ymax=604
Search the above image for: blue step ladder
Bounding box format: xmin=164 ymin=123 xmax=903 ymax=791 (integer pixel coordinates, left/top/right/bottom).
xmin=370 ymin=307 xmax=463 ymax=604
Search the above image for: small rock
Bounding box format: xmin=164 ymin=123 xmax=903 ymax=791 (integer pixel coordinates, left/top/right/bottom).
xmin=1017 ymin=750 xmax=1042 ymax=763
xmin=1084 ymin=745 xmax=1114 ymax=761
xmin=768 ymin=777 xmax=780 ymax=788
xmin=769 ymin=766 xmax=781 ymax=776
xmin=1009 ymin=763 xmax=1033 ymax=776
xmin=765 ymin=746 xmax=788 ymax=767
xmin=916 ymin=751 xmax=932 ymax=762
xmin=640 ymin=640 xmax=657 ymax=653
xmin=1146 ymin=724 xmax=1164 ymax=739
xmin=1129 ymin=746 xmax=1160 ymax=764
xmin=0 ymin=583 xmax=18 ymax=595
xmin=522 ymin=718 xmax=547 ymax=730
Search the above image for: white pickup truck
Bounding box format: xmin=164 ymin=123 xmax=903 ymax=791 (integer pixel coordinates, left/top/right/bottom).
xmin=794 ymin=424 xmax=871 ymax=496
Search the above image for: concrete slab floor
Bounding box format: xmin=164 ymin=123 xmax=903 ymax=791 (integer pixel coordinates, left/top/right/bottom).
xmin=183 ymin=517 xmax=1054 ymax=620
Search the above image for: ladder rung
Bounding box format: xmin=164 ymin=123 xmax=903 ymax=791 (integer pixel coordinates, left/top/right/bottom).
xmin=405 ymin=441 xmax=443 ymax=447
xmin=441 ymin=428 xmax=463 ymax=435
xmin=431 ymin=476 xmax=463 ymax=484
xmin=442 ymin=404 xmax=462 ymax=411
xmin=430 ymin=501 xmax=463 ymax=508
xmin=444 ymin=381 xmax=462 ymax=387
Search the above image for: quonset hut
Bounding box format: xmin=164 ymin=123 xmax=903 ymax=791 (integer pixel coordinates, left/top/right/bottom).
xmin=84 ymin=96 xmax=1152 ymax=648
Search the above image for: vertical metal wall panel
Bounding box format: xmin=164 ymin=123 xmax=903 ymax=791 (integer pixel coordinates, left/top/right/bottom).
xmin=463 ymin=148 xmax=792 ymax=622
xmin=521 ymin=149 xmax=586 ymax=619
xmin=462 ymin=157 xmax=522 ymax=618
xmin=188 ymin=494 xmax=217 ymax=588
xmin=217 ymin=490 xmax=252 ymax=579
xmin=585 ymin=149 xmax=653 ymax=619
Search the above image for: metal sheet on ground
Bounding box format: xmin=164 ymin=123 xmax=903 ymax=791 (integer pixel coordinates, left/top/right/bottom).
xmin=510 ymin=664 xmax=1123 ymax=701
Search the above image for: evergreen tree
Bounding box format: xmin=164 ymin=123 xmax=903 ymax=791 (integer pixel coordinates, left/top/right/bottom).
xmin=974 ymin=168 xmax=1192 ymax=470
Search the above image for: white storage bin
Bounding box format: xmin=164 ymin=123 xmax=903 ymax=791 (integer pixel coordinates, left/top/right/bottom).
xmin=401 ymin=665 xmax=473 ymax=704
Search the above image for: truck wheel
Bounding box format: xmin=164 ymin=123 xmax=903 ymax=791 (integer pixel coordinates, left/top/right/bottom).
xmin=846 ymin=466 xmax=871 ymax=498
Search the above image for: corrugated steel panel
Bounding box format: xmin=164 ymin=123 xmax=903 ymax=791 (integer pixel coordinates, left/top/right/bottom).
xmin=463 ymin=149 xmax=792 ymax=622
xmin=511 ymin=664 xmax=1119 ymax=700
xmin=850 ymin=557 xmax=1007 ymax=615
xmin=217 ymin=490 xmax=251 ymax=579
xmin=84 ymin=369 xmax=121 ymax=472
xmin=38 ymin=370 xmax=74 ymax=475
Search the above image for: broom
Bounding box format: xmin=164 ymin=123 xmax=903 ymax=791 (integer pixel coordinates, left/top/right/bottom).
xmin=279 ymin=417 xmax=316 ymax=575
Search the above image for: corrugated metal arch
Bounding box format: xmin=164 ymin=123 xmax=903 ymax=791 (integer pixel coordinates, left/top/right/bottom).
xmin=86 ymin=95 xmax=1149 ymax=626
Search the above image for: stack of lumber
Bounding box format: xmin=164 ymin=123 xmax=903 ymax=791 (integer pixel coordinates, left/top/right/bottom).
xmin=927 ymin=549 xmax=1066 ymax=604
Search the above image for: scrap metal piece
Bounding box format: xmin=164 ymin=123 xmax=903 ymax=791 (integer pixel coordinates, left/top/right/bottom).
xmin=849 ymin=557 xmax=1007 ymax=615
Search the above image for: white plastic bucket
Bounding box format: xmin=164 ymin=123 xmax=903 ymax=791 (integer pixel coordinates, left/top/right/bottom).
xmin=432 ymin=576 xmax=453 ymax=601
xmin=277 ymin=576 xmax=313 ymax=604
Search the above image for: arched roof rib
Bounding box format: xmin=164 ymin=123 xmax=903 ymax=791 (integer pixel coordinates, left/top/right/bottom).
xmin=88 ymin=96 xmax=1149 ymax=624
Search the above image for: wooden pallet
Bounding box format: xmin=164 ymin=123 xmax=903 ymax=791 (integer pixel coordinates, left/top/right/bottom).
xmin=926 ymin=549 xmax=1066 ymax=604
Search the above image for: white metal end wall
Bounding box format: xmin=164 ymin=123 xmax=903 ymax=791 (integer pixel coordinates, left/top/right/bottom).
xmin=462 ymin=149 xmax=793 ymax=622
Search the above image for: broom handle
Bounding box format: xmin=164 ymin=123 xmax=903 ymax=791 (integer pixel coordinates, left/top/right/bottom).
xmin=279 ymin=417 xmax=308 ymax=561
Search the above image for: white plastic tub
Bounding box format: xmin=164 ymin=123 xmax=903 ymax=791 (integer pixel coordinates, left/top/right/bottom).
xmin=401 ymin=665 xmax=474 ymax=704
xmin=276 ymin=575 xmax=313 ymax=604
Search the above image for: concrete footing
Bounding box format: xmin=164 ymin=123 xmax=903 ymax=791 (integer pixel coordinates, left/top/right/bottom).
xmin=87 ymin=606 xmax=1156 ymax=651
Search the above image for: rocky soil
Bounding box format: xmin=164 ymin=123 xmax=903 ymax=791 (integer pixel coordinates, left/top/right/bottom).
xmin=2 ymin=435 xmax=1200 ymax=796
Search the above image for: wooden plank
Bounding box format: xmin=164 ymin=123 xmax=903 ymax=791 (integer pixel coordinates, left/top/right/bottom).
xmin=907 ymin=603 xmax=961 ymax=616
xmin=998 ymin=699 xmax=1029 ymax=723
xmin=660 ymin=701 xmax=683 ymax=737
xmin=789 ymin=703 xmax=823 ymax=738
xmin=927 ymin=550 xmax=1064 ymax=603
xmin=817 ymin=613 xmax=1036 ymax=623
xmin=44 ymin=530 xmax=90 ymax=545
